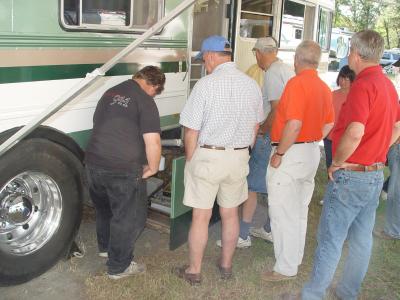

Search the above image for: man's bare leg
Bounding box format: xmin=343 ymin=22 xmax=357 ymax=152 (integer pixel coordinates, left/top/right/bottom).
xmin=187 ymin=208 xmax=212 ymax=274
xmin=220 ymin=206 xmax=240 ymax=268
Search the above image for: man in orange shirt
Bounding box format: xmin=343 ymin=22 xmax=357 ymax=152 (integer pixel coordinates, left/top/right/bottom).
xmin=263 ymin=41 xmax=334 ymax=281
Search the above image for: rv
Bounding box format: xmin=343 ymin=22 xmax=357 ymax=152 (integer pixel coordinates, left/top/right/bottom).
xmin=0 ymin=0 xmax=334 ymax=285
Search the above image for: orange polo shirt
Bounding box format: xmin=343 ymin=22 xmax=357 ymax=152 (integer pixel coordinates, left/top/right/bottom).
xmin=271 ymin=69 xmax=334 ymax=142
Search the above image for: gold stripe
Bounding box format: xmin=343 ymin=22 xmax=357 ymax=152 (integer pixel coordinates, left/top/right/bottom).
xmin=0 ymin=48 xmax=187 ymax=67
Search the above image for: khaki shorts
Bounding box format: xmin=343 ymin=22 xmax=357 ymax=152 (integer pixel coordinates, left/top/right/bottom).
xmin=183 ymin=147 xmax=250 ymax=209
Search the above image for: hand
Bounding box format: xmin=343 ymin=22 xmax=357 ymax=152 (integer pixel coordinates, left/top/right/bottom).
xmin=327 ymin=161 xmax=346 ymax=181
xmin=142 ymin=165 xmax=157 ymax=179
xmin=270 ymin=153 xmax=282 ymax=168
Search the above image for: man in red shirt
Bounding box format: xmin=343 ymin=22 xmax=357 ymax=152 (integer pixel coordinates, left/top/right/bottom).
xmin=302 ymin=30 xmax=400 ymax=300
xmin=263 ymin=40 xmax=334 ymax=282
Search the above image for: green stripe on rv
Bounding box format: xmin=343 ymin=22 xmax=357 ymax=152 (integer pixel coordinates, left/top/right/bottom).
xmin=0 ymin=62 xmax=187 ymax=84
xmin=0 ymin=34 xmax=187 ymax=49
xmin=68 ymin=114 xmax=181 ymax=149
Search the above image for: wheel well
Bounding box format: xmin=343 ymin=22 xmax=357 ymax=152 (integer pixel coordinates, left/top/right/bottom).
xmin=0 ymin=126 xmax=84 ymax=162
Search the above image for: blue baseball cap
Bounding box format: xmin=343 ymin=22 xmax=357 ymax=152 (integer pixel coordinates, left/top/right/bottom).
xmin=195 ymin=35 xmax=232 ymax=61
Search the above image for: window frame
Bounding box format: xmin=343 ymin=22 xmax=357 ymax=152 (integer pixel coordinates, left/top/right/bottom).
xmin=59 ymin=0 xmax=165 ymax=33
xmin=317 ymin=7 xmax=333 ymax=51
xmin=279 ymin=0 xmax=315 ymax=50
xmin=239 ymin=0 xmax=275 ymax=39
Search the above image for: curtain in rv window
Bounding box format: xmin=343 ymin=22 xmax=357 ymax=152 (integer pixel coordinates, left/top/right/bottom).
xmin=62 ymin=0 xmax=162 ymax=31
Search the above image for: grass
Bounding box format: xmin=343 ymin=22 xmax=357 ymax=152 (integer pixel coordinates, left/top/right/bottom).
xmin=84 ymin=158 xmax=400 ymax=300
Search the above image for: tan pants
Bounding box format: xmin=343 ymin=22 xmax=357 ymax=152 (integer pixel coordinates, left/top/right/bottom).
xmin=267 ymin=143 xmax=320 ymax=276
xmin=183 ymin=146 xmax=250 ymax=209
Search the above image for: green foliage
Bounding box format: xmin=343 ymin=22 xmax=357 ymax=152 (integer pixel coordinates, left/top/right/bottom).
xmin=334 ymin=0 xmax=400 ymax=49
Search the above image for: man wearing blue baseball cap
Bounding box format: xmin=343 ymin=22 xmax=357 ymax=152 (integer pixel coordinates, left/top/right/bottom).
xmin=173 ymin=35 xmax=264 ymax=285
xmin=194 ymin=35 xmax=232 ymax=61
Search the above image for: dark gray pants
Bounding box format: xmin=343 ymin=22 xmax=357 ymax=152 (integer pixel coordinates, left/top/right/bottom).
xmin=85 ymin=165 xmax=147 ymax=274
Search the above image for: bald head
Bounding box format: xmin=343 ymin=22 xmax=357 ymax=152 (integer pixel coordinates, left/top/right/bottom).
xmin=295 ymin=40 xmax=321 ymax=69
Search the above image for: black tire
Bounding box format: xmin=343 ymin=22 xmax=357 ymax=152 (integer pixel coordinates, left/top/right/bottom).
xmin=0 ymin=138 xmax=83 ymax=286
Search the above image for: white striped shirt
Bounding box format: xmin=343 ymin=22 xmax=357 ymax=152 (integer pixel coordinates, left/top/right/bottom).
xmin=180 ymin=62 xmax=264 ymax=148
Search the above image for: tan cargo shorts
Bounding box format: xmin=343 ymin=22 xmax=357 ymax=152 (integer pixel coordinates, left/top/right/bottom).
xmin=183 ymin=147 xmax=250 ymax=209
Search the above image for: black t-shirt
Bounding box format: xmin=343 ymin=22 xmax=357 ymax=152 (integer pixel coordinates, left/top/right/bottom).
xmin=85 ymin=79 xmax=161 ymax=171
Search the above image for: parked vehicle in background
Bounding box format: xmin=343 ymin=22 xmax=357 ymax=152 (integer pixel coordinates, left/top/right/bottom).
xmin=330 ymin=27 xmax=352 ymax=59
xmin=328 ymin=27 xmax=353 ymax=71
xmin=380 ymin=51 xmax=400 ymax=75
xmin=380 ymin=51 xmax=400 ymax=66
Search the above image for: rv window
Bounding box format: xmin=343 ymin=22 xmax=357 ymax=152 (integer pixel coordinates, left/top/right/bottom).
xmin=280 ymin=0 xmax=315 ymax=49
xmin=62 ymin=0 xmax=163 ymax=31
xmin=318 ymin=8 xmax=332 ymax=50
xmin=239 ymin=0 xmax=274 ymax=38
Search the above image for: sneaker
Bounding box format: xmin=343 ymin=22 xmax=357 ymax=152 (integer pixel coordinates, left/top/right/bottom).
xmin=108 ymin=261 xmax=146 ymax=280
xmin=380 ymin=191 xmax=388 ymax=201
xmin=249 ymin=227 xmax=273 ymax=243
xmin=98 ymin=252 xmax=108 ymax=258
xmin=216 ymin=236 xmax=251 ymax=248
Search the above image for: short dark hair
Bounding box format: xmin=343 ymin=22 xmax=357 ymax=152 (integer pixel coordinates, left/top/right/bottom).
xmin=133 ymin=66 xmax=166 ymax=95
xmin=336 ymin=65 xmax=355 ymax=86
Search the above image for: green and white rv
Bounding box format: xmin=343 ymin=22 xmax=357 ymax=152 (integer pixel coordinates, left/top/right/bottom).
xmin=0 ymin=0 xmax=334 ymax=285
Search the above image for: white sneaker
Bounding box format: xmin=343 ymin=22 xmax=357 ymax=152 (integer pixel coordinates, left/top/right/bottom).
xmin=98 ymin=252 xmax=108 ymax=258
xmin=380 ymin=191 xmax=388 ymax=201
xmin=249 ymin=227 xmax=273 ymax=243
xmin=216 ymin=236 xmax=251 ymax=248
xmin=108 ymin=261 xmax=146 ymax=280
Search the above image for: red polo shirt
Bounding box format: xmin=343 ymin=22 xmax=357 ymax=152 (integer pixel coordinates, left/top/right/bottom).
xmin=331 ymin=65 xmax=400 ymax=165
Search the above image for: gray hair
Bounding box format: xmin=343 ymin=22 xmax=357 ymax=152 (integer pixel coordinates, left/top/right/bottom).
xmin=295 ymin=40 xmax=321 ymax=68
xmin=350 ymin=30 xmax=384 ymax=63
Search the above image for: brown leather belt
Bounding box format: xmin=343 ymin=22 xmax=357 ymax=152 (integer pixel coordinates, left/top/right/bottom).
xmin=271 ymin=141 xmax=317 ymax=146
xmin=200 ymin=144 xmax=248 ymax=150
xmin=343 ymin=163 xmax=385 ymax=172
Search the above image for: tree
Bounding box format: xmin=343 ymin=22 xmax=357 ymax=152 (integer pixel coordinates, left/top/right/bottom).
xmin=376 ymin=0 xmax=400 ymax=48
xmin=333 ymin=0 xmax=400 ymax=49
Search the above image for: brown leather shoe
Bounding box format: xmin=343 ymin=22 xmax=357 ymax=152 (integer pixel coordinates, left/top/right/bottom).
xmin=216 ymin=262 xmax=233 ymax=280
xmin=262 ymin=271 xmax=297 ymax=282
xmin=373 ymin=230 xmax=398 ymax=240
xmin=172 ymin=265 xmax=202 ymax=286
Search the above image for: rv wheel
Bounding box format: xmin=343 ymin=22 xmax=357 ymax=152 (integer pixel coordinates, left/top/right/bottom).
xmin=0 ymin=138 xmax=83 ymax=285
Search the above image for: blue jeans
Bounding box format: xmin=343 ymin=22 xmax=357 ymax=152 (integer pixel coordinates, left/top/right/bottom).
xmin=248 ymin=133 xmax=272 ymax=193
xmin=247 ymin=133 xmax=272 ymax=231
xmin=384 ymin=144 xmax=400 ymax=238
xmin=85 ymin=165 xmax=147 ymax=274
xmin=302 ymin=169 xmax=384 ymax=300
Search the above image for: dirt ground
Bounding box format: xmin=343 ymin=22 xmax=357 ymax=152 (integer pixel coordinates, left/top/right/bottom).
xmin=0 ymin=201 xmax=269 ymax=300
xmin=0 ymin=207 xmax=176 ymax=300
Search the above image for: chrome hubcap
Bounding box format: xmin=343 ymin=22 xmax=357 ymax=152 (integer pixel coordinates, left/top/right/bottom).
xmin=0 ymin=172 xmax=62 ymax=255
